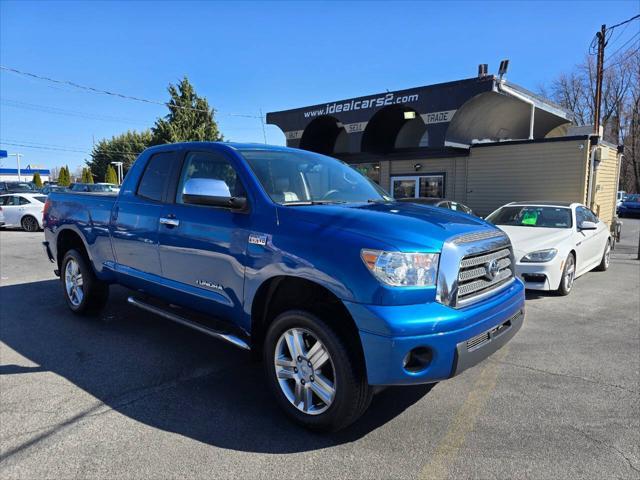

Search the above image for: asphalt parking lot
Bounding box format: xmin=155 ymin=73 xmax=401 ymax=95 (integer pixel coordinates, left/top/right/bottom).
xmin=1 ymin=221 xmax=639 ymax=479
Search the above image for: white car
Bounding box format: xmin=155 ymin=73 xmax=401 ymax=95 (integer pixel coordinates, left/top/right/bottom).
xmin=0 ymin=193 xmax=47 ymax=232
xmin=486 ymin=202 xmax=611 ymax=295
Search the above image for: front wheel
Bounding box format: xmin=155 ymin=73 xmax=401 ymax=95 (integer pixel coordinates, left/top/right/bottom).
xmin=263 ymin=310 xmax=372 ymax=431
xmin=557 ymin=253 xmax=575 ymax=296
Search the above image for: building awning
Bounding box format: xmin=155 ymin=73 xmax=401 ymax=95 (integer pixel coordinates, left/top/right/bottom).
xmin=267 ymin=76 xmax=573 ymax=155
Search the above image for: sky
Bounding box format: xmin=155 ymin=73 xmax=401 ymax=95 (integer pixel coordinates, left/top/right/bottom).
xmin=1 ymin=0 xmax=638 ymax=173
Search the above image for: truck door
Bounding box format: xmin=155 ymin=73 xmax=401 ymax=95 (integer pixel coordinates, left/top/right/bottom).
xmin=157 ymin=149 xmax=251 ymax=319
xmin=110 ymin=150 xmax=179 ymax=276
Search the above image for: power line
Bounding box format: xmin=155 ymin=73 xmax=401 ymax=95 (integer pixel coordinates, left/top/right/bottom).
xmin=1 ymin=98 xmax=146 ymax=125
xmin=609 ymin=13 xmax=640 ymax=30
xmin=0 ymin=65 xmax=263 ymax=119
xmin=0 ymin=140 xmax=145 ymax=156
xmin=604 ymin=31 xmax=640 ymax=68
xmin=589 ymin=13 xmax=640 ymax=55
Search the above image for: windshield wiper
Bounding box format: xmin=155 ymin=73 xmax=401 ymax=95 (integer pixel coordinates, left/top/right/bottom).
xmin=283 ymin=200 xmax=347 ymax=206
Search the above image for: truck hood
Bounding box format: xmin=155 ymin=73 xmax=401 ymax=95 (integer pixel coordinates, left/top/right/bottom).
xmin=279 ymin=202 xmax=497 ymax=251
xmin=497 ymin=225 xmax=572 ymax=258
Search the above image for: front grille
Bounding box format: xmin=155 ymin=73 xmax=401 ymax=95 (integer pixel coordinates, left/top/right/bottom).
xmin=457 ymin=246 xmax=513 ymax=305
xmin=452 ymin=229 xmax=506 ymax=245
xmin=466 ymin=331 xmax=490 ymax=350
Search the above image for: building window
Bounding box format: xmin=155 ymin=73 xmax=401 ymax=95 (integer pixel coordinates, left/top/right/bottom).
xmin=391 ymin=174 xmax=445 ymax=199
xmin=352 ymin=162 xmax=381 ymax=185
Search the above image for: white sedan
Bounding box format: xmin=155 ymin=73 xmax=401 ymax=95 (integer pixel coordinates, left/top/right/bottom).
xmin=0 ymin=193 xmax=47 ymax=232
xmin=486 ymin=202 xmax=611 ymax=295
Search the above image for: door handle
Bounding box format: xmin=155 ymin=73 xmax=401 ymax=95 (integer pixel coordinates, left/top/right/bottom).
xmin=159 ymin=217 xmax=180 ymax=227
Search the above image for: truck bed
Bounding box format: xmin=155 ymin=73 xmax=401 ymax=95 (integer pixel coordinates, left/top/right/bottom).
xmin=46 ymin=191 xmax=118 ymax=271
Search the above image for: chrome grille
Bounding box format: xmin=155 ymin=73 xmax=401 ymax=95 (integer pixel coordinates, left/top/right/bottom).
xmin=456 ymin=246 xmax=514 ymax=305
xmin=452 ymin=230 xmax=506 ymax=245
xmin=465 ymin=310 xmax=521 ymax=351
xmin=466 ymin=331 xmax=490 ymax=350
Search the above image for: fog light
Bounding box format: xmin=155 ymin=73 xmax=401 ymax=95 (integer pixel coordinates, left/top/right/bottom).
xmin=402 ymin=347 xmax=433 ymax=373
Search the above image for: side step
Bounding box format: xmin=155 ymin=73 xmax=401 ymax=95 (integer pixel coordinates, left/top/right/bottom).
xmin=127 ymin=296 xmax=250 ymax=351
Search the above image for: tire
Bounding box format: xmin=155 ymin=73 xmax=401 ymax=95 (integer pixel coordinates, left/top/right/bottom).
xmin=263 ymin=310 xmax=372 ymax=432
xmin=61 ymin=249 xmax=109 ymax=315
xmin=556 ymin=253 xmax=576 ymax=296
xmin=21 ymin=215 xmax=40 ymax=232
xmin=594 ymin=239 xmax=611 ymax=272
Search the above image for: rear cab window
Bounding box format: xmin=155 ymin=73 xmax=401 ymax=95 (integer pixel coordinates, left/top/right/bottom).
xmin=137 ymin=152 xmax=176 ymax=202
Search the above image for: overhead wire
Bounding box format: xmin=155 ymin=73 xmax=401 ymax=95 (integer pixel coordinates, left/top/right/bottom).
xmin=0 ymin=65 xmax=263 ymax=119
xmin=603 ymin=31 xmax=640 ymax=69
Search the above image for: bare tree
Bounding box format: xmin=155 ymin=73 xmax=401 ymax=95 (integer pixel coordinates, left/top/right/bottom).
xmin=542 ymin=49 xmax=639 ymax=193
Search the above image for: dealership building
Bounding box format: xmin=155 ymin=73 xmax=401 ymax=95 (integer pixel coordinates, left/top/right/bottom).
xmin=0 ymin=166 xmax=51 ymax=183
xmin=266 ymin=72 xmax=620 ymax=225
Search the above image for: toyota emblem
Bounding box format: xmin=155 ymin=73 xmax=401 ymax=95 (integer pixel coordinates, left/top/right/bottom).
xmin=485 ymin=259 xmax=500 ymax=280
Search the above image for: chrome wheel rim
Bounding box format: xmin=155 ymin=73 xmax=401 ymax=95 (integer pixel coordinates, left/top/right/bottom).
xmin=274 ymin=327 xmax=336 ymax=415
xmin=604 ymin=242 xmax=611 ymax=268
xmin=564 ymin=256 xmax=575 ymax=292
xmin=65 ymin=259 xmax=84 ymax=307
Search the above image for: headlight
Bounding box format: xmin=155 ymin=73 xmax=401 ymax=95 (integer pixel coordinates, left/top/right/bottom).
xmin=361 ymin=250 xmax=439 ymax=286
xmin=520 ymin=248 xmax=557 ymax=263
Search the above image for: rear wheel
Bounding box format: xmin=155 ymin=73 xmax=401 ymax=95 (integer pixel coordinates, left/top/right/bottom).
xmin=595 ymin=239 xmax=611 ymax=271
xmin=263 ymin=310 xmax=372 ymax=431
xmin=21 ymin=215 xmax=39 ymax=232
xmin=61 ymin=249 xmax=109 ymax=315
xmin=557 ymin=253 xmax=575 ymax=296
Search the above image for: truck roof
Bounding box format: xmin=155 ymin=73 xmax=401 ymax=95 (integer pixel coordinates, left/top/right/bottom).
xmin=145 ymin=142 xmax=294 ymax=154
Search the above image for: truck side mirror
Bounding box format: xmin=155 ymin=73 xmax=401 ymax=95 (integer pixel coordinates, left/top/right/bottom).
xmin=182 ymin=178 xmax=247 ymax=210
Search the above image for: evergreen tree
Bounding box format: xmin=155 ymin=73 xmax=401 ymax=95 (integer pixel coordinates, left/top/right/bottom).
xmin=32 ymin=172 xmax=43 ymax=189
xmin=151 ymin=76 xmax=223 ymax=145
xmin=81 ymin=167 xmax=94 ymax=183
xmin=57 ymin=166 xmax=71 ymax=187
xmin=105 ymin=165 xmax=118 ymax=184
xmin=87 ymin=130 xmax=152 ymax=181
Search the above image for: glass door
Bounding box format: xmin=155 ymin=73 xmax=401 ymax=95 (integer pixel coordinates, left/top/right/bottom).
xmin=391 ymin=176 xmax=419 ymax=199
xmin=391 ymin=174 xmax=445 ymax=199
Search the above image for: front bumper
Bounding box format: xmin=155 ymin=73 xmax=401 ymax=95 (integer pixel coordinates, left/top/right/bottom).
xmin=345 ymin=279 xmax=525 ymax=385
xmin=514 ymin=257 xmax=564 ymax=291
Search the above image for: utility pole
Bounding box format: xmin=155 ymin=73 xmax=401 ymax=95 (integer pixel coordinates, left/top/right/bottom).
xmin=593 ymin=24 xmax=606 ymax=135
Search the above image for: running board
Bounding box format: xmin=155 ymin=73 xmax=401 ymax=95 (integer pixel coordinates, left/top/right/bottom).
xmin=127 ymin=296 xmax=250 ymax=351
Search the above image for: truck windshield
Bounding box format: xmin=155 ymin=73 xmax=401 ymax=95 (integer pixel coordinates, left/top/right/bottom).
xmin=486 ymin=206 xmax=572 ymax=228
xmin=239 ymin=149 xmax=390 ymax=205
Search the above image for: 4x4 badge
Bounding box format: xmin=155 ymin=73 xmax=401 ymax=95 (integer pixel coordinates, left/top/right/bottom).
xmin=248 ymin=233 xmax=268 ymax=246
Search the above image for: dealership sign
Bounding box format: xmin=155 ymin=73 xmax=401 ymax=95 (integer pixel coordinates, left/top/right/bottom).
xmin=267 ymin=77 xmax=499 ymax=151
xmin=421 ymin=110 xmax=457 ymax=124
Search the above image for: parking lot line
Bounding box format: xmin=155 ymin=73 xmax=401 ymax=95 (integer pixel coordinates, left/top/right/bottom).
xmin=420 ymin=346 xmax=511 ymax=480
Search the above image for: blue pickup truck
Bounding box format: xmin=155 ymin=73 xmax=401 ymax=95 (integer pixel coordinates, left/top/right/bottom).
xmin=43 ymin=142 xmax=524 ymax=431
